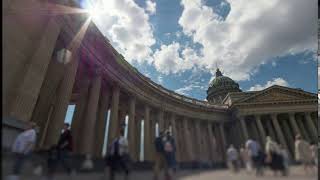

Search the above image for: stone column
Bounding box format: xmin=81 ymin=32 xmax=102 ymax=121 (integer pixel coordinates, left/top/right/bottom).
xmin=136 ymin=118 xmax=142 ymax=161
xmin=288 ymin=113 xmax=301 ymax=136
xmin=194 ymin=120 xmax=202 ymax=162
xmin=144 ymin=105 xmax=151 ymax=161
xmin=281 ymin=119 xmax=294 ymax=157
xmin=150 ymin=114 xmax=156 ymax=161
xmin=207 ymin=122 xmax=216 ymax=163
xmin=182 ymin=117 xmax=193 ymax=161
xmin=177 ymin=119 xmax=186 ymax=162
xmin=94 ymin=91 xmax=110 ymax=157
xmin=212 ymin=124 xmax=223 ymax=162
xmin=296 ymin=115 xmax=311 ymax=142
xmin=127 ymin=96 xmax=137 ymax=161
xmin=239 ymin=116 xmax=249 ymax=140
xmin=43 ymin=52 xmax=79 ymax=148
xmin=158 ymin=110 xmax=164 ymax=133
xmin=265 ymin=118 xmax=276 ymax=140
xmin=71 ymin=79 xmax=90 ymax=153
xmin=32 ymin=57 xmax=66 ymax=149
xmin=270 ymin=114 xmax=288 ymax=150
xmin=9 ymin=18 xmax=61 ymax=122
xmin=107 ymin=85 xmax=120 ymax=149
xmin=219 ymin=123 xmax=227 ymax=161
xmin=304 ymin=112 xmax=317 ymax=141
xmin=201 ymin=123 xmax=209 ymax=162
xmin=79 ymin=75 xmax=101 ymax=155
xmin=255 ymin=114 xmax=266 ymax=146
xmin=170 ymin=114 xmax=181 ymax=162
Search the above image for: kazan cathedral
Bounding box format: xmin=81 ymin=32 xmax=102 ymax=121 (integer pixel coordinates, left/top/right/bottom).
xmin=206 ymin=68 xmax=317 ymax=158
xmin=2 ymin=0 xmax=317 ymax=169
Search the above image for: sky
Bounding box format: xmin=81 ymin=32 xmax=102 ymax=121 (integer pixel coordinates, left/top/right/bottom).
xmin=65 ymin=0 xmax=317 ymax=157
xmin=78 ymin=0 xmax=317 ymax=101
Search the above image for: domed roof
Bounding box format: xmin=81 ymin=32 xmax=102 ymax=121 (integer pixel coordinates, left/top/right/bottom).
xmin=208 ymin=69 xmax=240 ymax=89
xmin=206 ymin=68 xmax=241 ymax=103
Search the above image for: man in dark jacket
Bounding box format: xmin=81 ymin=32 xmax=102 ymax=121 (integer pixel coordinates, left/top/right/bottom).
xmin=56 ymin=123 xmax=73 ymax=174
xmin=153 ymin=131 xmax=166 ymax=180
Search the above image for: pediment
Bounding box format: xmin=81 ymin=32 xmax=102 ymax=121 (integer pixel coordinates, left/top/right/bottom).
xmin=237 ymin=85 xmax=316 ymax=104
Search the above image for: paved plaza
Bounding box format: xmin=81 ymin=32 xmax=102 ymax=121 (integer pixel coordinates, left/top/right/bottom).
xmin=4 ymin=166 xmax=317 ymax=180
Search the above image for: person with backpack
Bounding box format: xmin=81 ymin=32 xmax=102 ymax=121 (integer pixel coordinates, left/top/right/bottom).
xmin=153 ymin=131 xmax=166 ymax=180
xmin=106 ymin=129 xmax=130 ymax=180
xmin=163 ymin=130 xmax=176 ymax=180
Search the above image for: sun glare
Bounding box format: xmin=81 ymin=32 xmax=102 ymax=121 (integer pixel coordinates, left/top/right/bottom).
xmin=86 ymin=5 xmax=104 ymax=20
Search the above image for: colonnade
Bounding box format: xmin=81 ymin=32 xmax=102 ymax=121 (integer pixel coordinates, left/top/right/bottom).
xmin=238 ymin=112 xmax=317 ymax=157
xmin=14 ymin=41 xmax=229 ymax=165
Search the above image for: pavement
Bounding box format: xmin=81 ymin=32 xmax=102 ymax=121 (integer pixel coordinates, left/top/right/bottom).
xmin=3 ymin=166 xmax=317 ymax=180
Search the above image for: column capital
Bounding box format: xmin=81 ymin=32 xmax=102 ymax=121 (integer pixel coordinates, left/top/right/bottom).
xmin=254 ymin=114 xmax=261 ymax=119
xmin=304 ymin=111 xmax=312 ymax=116
xmin=270 ymin=113 xmax=278 ymax=120
xmin=288 ymin=112 xmax=295 ymax=118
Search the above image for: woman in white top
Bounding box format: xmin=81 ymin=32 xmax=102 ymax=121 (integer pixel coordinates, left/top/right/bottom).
xmin=295 ymin=134 xmax=313 ymax=175
xmin=11 ymin=122 xmax=37 ymax=175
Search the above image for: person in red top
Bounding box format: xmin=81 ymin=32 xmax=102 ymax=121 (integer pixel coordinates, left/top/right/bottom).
xmin=56 ymin=123 xmax=73 ymax=174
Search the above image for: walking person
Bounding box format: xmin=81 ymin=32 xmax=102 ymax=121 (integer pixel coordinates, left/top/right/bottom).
xmin=265 ymin=136 xmax=286 ymax=176
xmin=226 ymin=144 xmax=239 ymax=173
xmin=56 ymin=123 xmax=73 ymax=175
xmin=11 ymin=122 xmax=38 ymax=175
xmin=310 ymin=142 xmax=318 ymax=173
xmin=239 ymin=145 xmax=250 ymax=173
xmin=153 ymin=131 xmax=166 ymax=180
xmin=295 ymin=134 xmax=313 ymax=175
xmin=163 ymin=130 xmax=176 ymax=180
xmin=106 ymin=129 xmax=130 ymax=180
xmin=279 ymin=144 xmax=290 ymax=175
xmin=246 ymin=138 xmax=263 ymax=176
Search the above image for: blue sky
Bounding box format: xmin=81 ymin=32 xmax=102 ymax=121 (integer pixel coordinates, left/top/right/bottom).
xmin=80 ymin=0 xmax=317 ymax=101
xmin=65 ymin=0 xmax=317 ymax=156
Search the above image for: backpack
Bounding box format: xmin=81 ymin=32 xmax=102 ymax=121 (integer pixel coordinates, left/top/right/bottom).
xmin=164 ymin=140 xmax=173 ymax=153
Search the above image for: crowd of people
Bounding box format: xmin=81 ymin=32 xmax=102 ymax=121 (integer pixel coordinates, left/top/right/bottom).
xmin=9 ymin=121 xmax=177 ymax=180
xmin=8 ymin=121 xmax=318 ymax=179
xmin=226 ymin=135 xmax=318 ymax=177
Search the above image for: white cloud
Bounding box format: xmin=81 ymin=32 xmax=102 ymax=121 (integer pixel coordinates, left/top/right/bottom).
xmin=157 ymin=75 xmax=163 ymax=84
xmin=178 ymin=0 xmax=317 ymax=81
xmin=248 ymin=78 xmax=289 ymax=91
xmin=90 ymin=0 xmax=155 ymax=64
xmin=153 ymin=42 xmax=200 ymax=74
xmin=146 ymin=0 xmax=156 ymax=15
xmin=175 ymin=84 xmax=205 ymax=96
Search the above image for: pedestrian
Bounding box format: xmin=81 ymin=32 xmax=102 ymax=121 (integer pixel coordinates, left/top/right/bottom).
xmin=265 ymin=136 xmax=286 ymax=176
xmin=56 ymin=123 xmax=73 ymax=174
xmin=153 ymin=131 xmax=166 ymax=180
xmin=11 ymin=122 xmax=38 ymax=175
xmin=226 ymin=144 xmax=239 ymax=173
xmin=279 ymin=144 xmax=289 ymax=175
xmin=246 ymin=138 xmax=263 ymax=176
xmin=163 ymin=130 xmax=176 ymax=180
xmin=239 ymin=145 xmax=251 ymax=173
xmin=295 ymin=134 xmax=313 ymax=175
xmin=106 ymin=128 xmax=130 ymax=180
xmin=310 ymin=141 xmax=318 ymax=172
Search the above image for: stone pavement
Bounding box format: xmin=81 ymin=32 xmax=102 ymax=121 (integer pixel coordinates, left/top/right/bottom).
xmin=3 ymin=166 xmax=317 ymax=180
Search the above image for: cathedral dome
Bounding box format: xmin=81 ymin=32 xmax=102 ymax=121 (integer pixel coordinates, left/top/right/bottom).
xmin=207 ymin=68 xmax=241 ymax=104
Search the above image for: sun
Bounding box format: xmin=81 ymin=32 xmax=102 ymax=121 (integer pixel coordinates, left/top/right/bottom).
xmin=87 ymin=6 xmax=102 ymax=19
